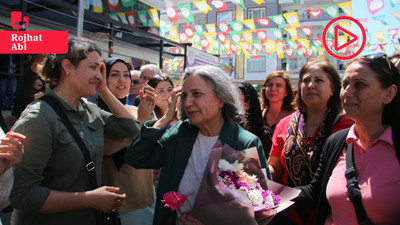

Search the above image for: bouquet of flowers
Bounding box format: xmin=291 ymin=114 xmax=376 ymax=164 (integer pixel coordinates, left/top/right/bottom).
xmin=191 ymin=141 xmax=300 ymax=225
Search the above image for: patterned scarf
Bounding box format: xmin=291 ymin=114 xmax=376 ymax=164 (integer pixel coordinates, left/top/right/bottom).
xmin=283 ymin=108 xmax=341 ymax=187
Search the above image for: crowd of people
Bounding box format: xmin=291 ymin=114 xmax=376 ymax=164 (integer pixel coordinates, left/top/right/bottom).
xmin=0 ymin=37 xmax=399 ymax=225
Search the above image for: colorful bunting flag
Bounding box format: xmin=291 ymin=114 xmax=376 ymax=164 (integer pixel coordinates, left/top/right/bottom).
xmin=218 ymin=23 xmax=230 ymax=33
xmin=285 ymin=27 xmax=298 ymax=40
xmin=178 ymin=3 xmax=194 ymax=22
xmin=339 ymin=21 xmax=351 ymax=33
xmin=256 ymin=30 xmax=267 ymax=41
xmin=165 ymin=6 xmax=180 ymax=22
xmin=265 ymin=40 xmax=276 ymax=55
xmin=169 ymin=26 xmax=178 ymax=38
xmin=388 ymin=28 xmax=399 ymax=40
xmin=286 ymin=39 xmax=298 ymax=50
xmin=393 ymin=12 xmax=400 ymax=22
xmin=148 ymin=9 xmax=159 ymax=27
xmin=374 ymin=30 xmax=386 ymax=43
xmin=372 ymin=15 xmax=389 ymax=25
xmin=283 ymin=12 xmax=300 ymax=28
xmin=359 ymin=18 xmax=368 ymax=31
xmin=243 ymin=31 xmax=253 ymax=44
xmin=338 ymin=1 xmax=352 ymax=17
xmin=217 ymin=32 xmax=227 ymax=43
xmin=313 ymin=38 xmax=323 ymax=47
xmin=117 ymin=13 xmax=128 ymax=24
xmin=121 ymin=0 xmax=135 ymax=7
xmin=300 ymin=26 xmax=312 ymax=38
xmin=159 ymin=26 xmax=167 ymax=37
xmin=297 ymin=39 xmax=310 ymax=48
xmin=366 ymin=0 xmax=384 ymax=15
xmin=93 ymin=0 xmax=103 ymax=13
xmin=209 ymin=0 xmax=228 ymax=11
xmin=252 ymin=0 xmax=265 ymax=5
xmin=321 ymin=5 xmax=339 ymax=18
xmin=201 ymin=38 xmax=209 ymax=50
xmin=271 ymin=29 xmax=283 ymax=40
xmin=230 ymin=0 xmax=246 ymax=9
xmin=137 ymin=11 xmax=148 ymax=26
xmin=390 ymin=0 xmax=400 ymax=7
xmin=205 ymin=24 xmax=217 ymax=36
xmin=243 ymin=19 xmax=256 ymax=32
xmin=230 ymin=31 xmax=241 ymax=44
xmin=193 ymin=33 xmax=201 ymax=46
xmin=126 ymin=12 xmax=136 ymax=27
xmin=182 ymin=25 xmax=194 ymax=38
xmin=255 ymin=17 xmax=271 ymax=26
xmin=229 ymin=21 xmax=243 ymax=32
xmin=305 ymin=8 xmax=324 ymax=18
xmin=285 ymin=47 xmax=294 ymax=58
xmin=84 ymin=0 xmax=90 ymax=10
xmin=268 ymin=15 xmax=286 ymax=26
xmin=179 ymin=32 xmax=188 ymax=43
xmin=108 ymin=13 xmax=120 ymax=22
xmin=106 ymin=0 xmax=119 ymax=11
xmin=253 ymin=40 xmax=263 ymax=58
xmin=194 ymin=25 xmax=203 ymax=33
xmin=194 ymin=1 xmax=213 ymax=14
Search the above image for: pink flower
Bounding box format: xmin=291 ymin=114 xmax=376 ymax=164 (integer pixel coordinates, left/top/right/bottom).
xmin=161 ymin=191 xmax=188 ymax=211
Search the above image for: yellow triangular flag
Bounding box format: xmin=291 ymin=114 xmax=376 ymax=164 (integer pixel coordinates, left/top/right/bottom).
xmin=284 ymin=27 xmax=298 ymax=40
xmin=374 ymin=31 xmax=385 ymax=43
xmin=205 ymin=24 xmax=216 ymax=36
xmin=148 ymin=9 xmax=159 ymax=26
xmin=243 ymin=31 xmax=253 ymax=45
xmin=252 ymin=0 xmax=265 ymax=5
xmin=93 ymin=0 xmax=103 ymax=13
xmin=338 ymin=1 xmax=352 ymax=17
xmin=204 ymin=33 xmax=215 ymax=46
xmin=194 ymin=1 xmax=213 ymax=14
xmin=283 ymin=12 xmax=300 ymax=28
xmin=242 ymin=19 xmax=256 ymax=32
xmin=169 ymin=26 xmax=178 ymax=38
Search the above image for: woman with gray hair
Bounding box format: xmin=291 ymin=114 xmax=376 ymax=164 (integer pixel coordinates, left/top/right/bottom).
xmin=125 ymin=65 xmax=270 ymax=225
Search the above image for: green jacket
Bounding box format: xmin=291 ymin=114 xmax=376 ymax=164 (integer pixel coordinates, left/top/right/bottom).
xmin=125 ymin=119 xmax=271 ymax=225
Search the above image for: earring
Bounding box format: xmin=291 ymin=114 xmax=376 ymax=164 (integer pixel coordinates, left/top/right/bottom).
xmin=66 ymin=71 xmax=70 ymax=76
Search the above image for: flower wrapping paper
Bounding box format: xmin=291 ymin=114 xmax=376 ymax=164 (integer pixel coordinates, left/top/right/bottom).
xmin=191 ymin=140 xmax=300 ymax=225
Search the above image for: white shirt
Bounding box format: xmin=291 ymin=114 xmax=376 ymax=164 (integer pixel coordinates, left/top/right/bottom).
xmin=176 ymin=132 xmax=218 ymax=224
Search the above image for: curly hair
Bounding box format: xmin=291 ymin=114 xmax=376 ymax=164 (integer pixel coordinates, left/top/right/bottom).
xmin=40 ymin=37 xmax=101 ymax=86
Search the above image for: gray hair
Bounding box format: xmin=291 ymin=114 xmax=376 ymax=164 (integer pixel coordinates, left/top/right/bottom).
xmin=180 ymin=65 xmax=244 ymax=123
xmin=140 ymin=64 xmax=162 ymax=78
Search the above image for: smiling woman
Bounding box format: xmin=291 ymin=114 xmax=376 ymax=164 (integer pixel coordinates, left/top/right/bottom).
xmin=10 ymin=38 xmax=141 ymax=225
xmin=124 ymin=65 xmax=271 ymax=225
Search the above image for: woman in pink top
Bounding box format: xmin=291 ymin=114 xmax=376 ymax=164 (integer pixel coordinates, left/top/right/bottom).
xmin=297 ymin=53 xmax=400 ymax=225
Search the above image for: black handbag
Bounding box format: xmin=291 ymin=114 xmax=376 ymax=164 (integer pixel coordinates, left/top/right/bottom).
xmin=41 ymin=95 xmax=121 ymax=225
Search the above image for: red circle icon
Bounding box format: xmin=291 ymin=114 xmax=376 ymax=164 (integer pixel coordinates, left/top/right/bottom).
xmin=322 ymin=16 xmax=366 ymax=60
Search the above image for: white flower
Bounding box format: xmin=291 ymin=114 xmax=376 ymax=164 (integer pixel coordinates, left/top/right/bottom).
xmin=265 ymin=194 xmax=275 ymax=207
xmin=231 ymin=160 xmax=244 ymax=172
xmin=218 ymin=159 xmax=231 ymax=171
xmin=248 ymin=183 xmax=257 ymax=190
xmin=248 ymin=190 xmax=264 ymax=206
xmin=242 ymin=197 xmax=252 ymax=206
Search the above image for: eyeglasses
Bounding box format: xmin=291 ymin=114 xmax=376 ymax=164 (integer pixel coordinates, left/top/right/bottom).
xmin=364 ymin=52 xmax=392 ymax=71
xmin=131 ymin=79 xmax=140 ymax=84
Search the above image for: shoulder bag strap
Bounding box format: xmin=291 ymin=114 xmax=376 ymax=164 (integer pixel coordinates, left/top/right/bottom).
xmin=40 ymin=95 xmax=99 ymax=190
xmin=345 ymin=142 xmax=374 ymax=225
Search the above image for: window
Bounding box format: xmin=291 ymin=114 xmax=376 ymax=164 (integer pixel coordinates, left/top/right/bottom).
xmin=248 ymin=8 xmax=265 ymax=19
xmin=247 ymin=56 xmax=266 ymax=72
xmin=217 ymin=11 xmax=233 ymax=23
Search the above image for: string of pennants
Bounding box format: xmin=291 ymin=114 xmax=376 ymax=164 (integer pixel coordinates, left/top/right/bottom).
xmin=87 ymin=0 xmax=400 ymax=59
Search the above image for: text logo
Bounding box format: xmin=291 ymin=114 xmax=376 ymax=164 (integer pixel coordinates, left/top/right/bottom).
xmin=0 ymin=11 xmax=68 ymax=53
xmin=322 ymin=16 xmax=366 ymax=60
xmin=11 ymin=11 xmax=29 ymax=29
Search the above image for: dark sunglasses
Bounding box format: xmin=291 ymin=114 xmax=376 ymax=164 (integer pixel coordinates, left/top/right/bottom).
xmin=363 ymin=52 xmax=393 ymax=71
xmin=131 ymin=79 xmax=140 ymax=84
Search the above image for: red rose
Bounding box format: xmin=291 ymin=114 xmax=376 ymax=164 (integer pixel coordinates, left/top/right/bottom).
xmin=161 ymin=191 xmax=188 ymax=210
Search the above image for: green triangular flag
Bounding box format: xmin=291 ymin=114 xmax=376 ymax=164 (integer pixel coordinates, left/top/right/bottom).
xmin=230 ymin=0 xmax=246 ymax=9
xmin=230 ymin=31 xmax=241 ymax=45
xmin=178 ymin=3 xmax=194 ymax=22
xmin=108 ymin=13 xmax=120 ymax=22
xmin=321 ymin=5 xmax=338 ymax=18
xmin=372 ymin=15 xmax=389 ymax=25
xmin=271 ymin=29 xmax=283 ymax=40
xmin=268 ymin=15 xmax=286 ymax=26
xmin=194 ymin=25 xmax=203 ymax=33
xmin=137 ymin=10 xmax=149 ymax=26
xmin=121 ymin=0 xmax=135 ymax=7
xmin=229 ymin=21 xmax=243 ymax=32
